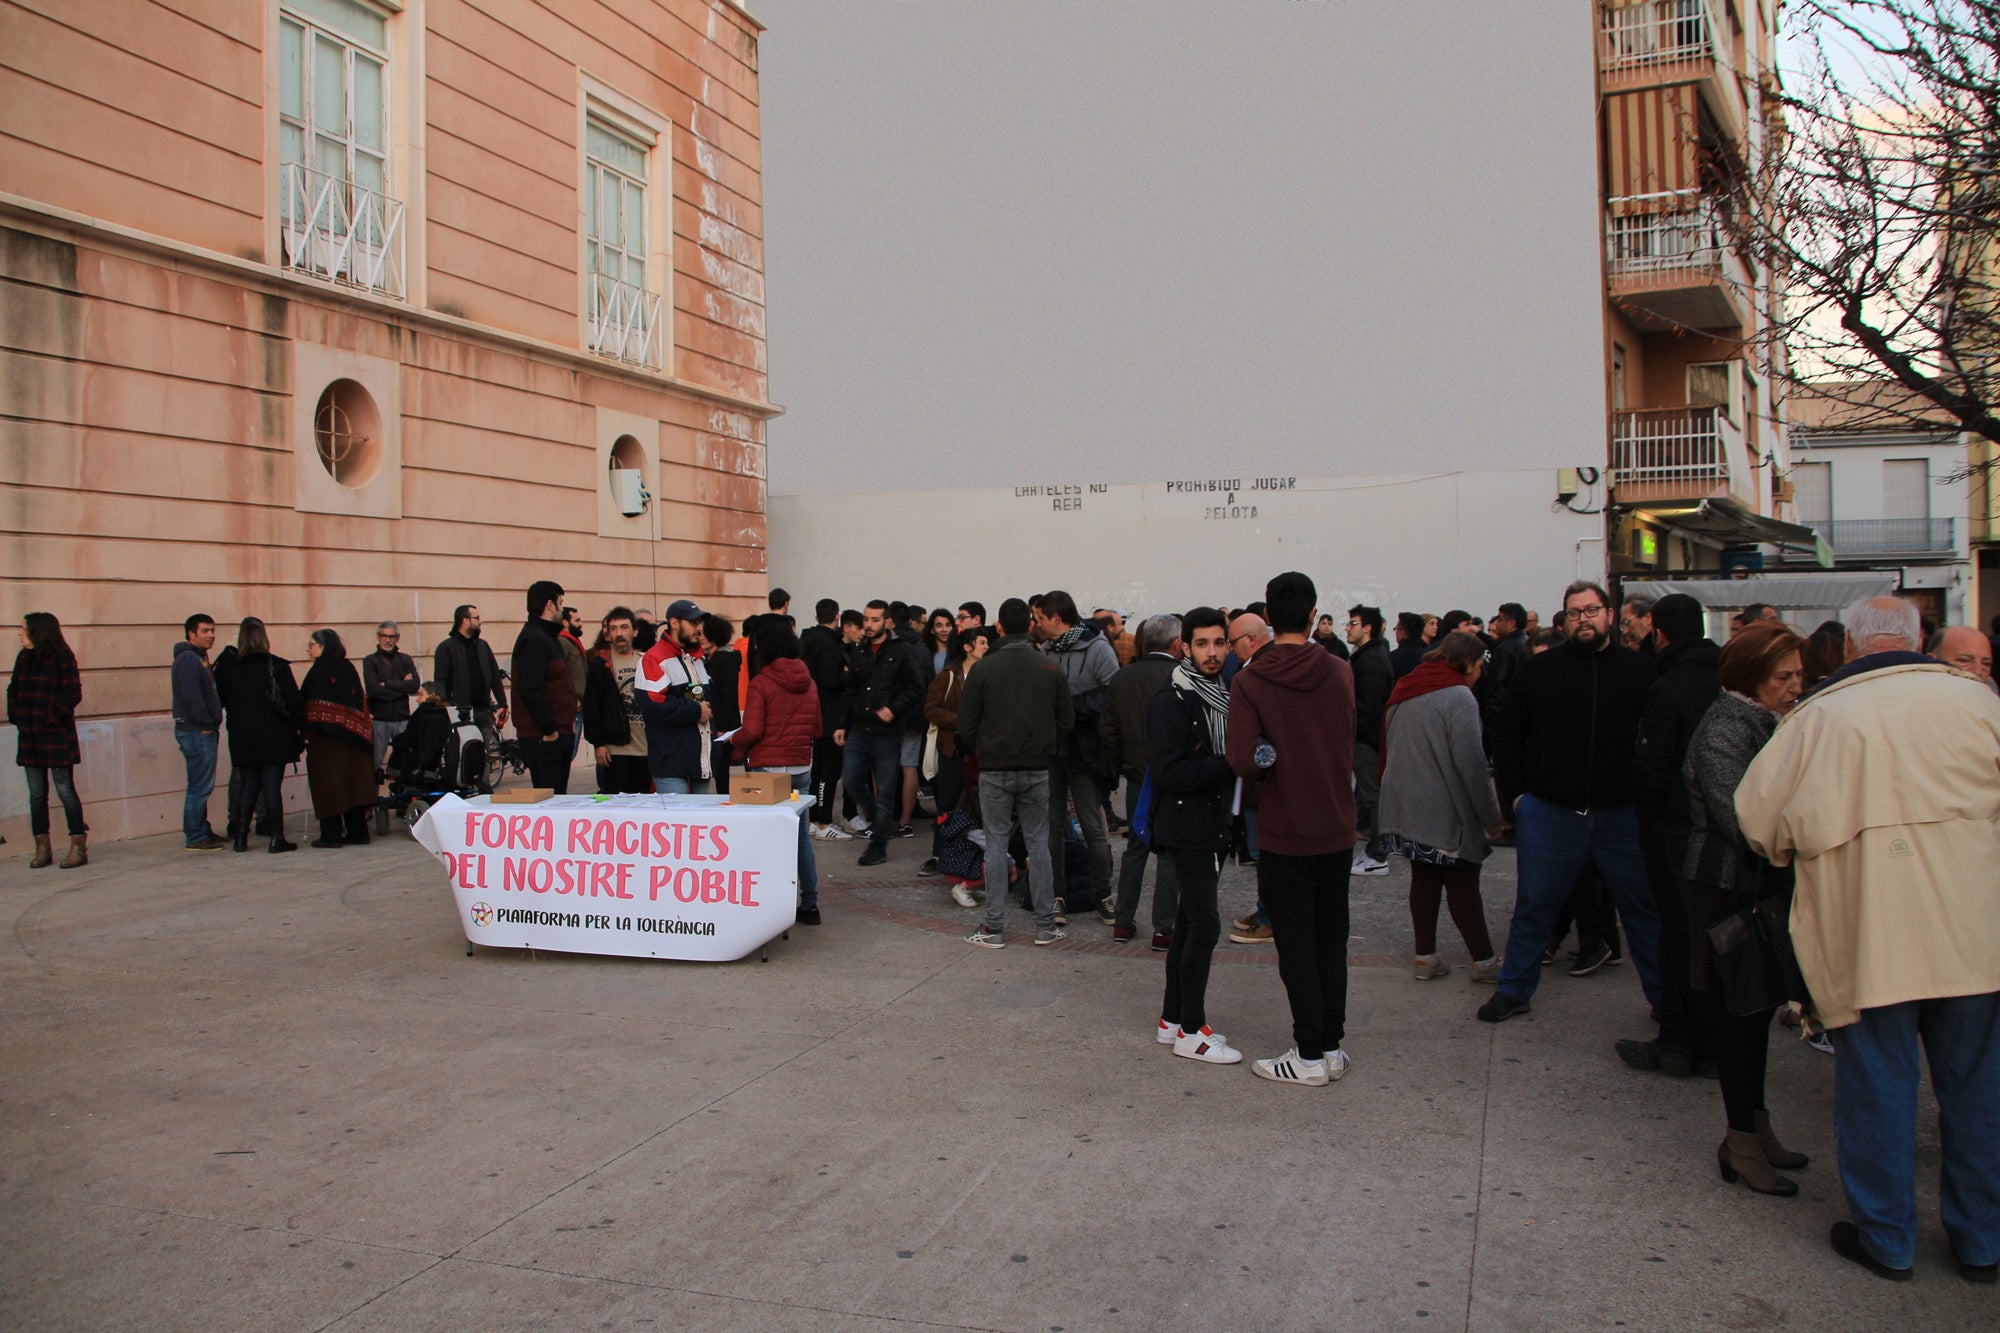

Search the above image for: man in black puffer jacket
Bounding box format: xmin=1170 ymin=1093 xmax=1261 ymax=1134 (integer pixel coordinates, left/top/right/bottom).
xmin=1482 ymin=580 xmax=1659 ymax=1025
xmin=1618 ymin=592 xmax=1722 ymax=1075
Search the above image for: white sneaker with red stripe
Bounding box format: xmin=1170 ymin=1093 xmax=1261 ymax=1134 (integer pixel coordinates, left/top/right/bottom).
xmin=1173 ymin=1025 xmax=1243 ymax=1064
xmin=1157 ymin=1019 xmax=1182 ymax=1045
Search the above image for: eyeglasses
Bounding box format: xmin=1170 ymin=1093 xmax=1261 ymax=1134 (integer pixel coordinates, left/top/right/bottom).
xmin=1569 ymin=605 xmax=1611 ymax=619
xmin=377 ymin=633 xmax=399 ymax=641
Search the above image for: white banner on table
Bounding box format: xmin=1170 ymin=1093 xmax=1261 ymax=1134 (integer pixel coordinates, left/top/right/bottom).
xmin=412 ymin=793 xmax=805 ymax=962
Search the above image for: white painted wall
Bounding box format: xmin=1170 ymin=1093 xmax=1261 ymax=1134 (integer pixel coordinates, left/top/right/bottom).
xmin=757 ymin=0 xmax=1607 ymax=496
xmin=770 ymin=469 xmax=1603 ymax=622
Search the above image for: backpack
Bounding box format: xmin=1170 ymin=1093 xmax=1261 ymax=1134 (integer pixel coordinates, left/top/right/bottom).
xmin=1129 ymin=767 xmax=1160 ymax=848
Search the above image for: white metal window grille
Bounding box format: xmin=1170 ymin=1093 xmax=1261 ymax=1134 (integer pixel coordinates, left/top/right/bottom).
xmin=279 ymin=0 xmax=404 ymax=297
xmin=1882 ymin=459 xmax=1930 ymax=520
xmin=1791 ymin=461 xmax=1831 ymax=524
xmin=584 ymin=119 xmax=662 ymax=369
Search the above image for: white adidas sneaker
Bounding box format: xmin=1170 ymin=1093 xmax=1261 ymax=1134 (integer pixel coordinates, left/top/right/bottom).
xmin=1173 ymin=1025 xmax=1243 ymax=1064
xmin=1252 ymin=1047 xmax=1330 ymax=1086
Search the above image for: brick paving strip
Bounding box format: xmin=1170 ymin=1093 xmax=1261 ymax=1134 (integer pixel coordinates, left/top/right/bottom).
xmin=822 ymin=875 xmax=1412 ymax=969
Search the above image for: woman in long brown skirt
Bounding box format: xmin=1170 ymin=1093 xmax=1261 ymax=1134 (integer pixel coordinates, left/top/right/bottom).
xmin=299 ymin=629 xmax=377 ymax=847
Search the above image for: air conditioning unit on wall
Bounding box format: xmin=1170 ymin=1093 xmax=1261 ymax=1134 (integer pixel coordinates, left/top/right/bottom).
xmin=611 ymin=468 xmax=651 ymax=516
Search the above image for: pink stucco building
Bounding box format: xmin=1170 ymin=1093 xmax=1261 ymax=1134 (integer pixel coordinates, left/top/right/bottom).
xmin=1 ymin=0 xmax=776 ymax=842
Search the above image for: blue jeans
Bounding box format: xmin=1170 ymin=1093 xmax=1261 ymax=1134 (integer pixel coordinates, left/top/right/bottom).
xmin=842 ymin=732 xmax=903 ymax=850
xmin=980 ymin=770 xmax=1055 ymax=933
xmin=1496 ymin=796 xmax=1660 ymax=1006
xmin=753 ymin=769 xmax=817 ymax=909
xmin=175 ymin=725 xmax=219 ymax=844
xmin=651 ymin=776 xmax=710 ymax=795
xmin=1831 ymin=991 xmax=2000 ymax=1270
xmin=23 ymin=765 xmax=85 ymax=837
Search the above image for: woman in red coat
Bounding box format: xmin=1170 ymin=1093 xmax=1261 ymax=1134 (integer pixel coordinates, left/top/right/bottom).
xmin=733 ymin=622 xmax=823 ymax=924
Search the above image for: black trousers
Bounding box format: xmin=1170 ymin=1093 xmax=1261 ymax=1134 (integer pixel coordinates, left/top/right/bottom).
xmin=1258 ymin=849 xmax=1353 ymax=1059
xmin=599 ymin=754 xmax=652 ymax=794
xmin=810 ymin=735 xmax=844 ymax=823
xmin=231 ymin=763 xmax=286 ymax=835
xmin=1552 ymin=866 xmax=1619 ymax=954
xmin=1160 ymin=849 xmax=1223 ymax=1032
xmin=1641 ymin=825 xmax=1710 ymax=1056
xmin=522 ymin=735 xmax=570 ymax=793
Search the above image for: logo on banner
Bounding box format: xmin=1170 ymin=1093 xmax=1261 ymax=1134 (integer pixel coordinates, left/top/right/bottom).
xmin=470 ymin=901 xmax=494 ymax=927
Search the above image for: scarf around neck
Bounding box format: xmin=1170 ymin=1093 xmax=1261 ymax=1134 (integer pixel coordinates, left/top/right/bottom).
xmin=1172 ymin=657 xmax=1230 ymax=755
xmin=1047 ymin=622 xmax=1092 ymax=654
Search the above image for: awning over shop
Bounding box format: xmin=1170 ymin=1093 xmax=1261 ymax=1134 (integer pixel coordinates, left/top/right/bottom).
xmin=1635 ymin=496 xmax=1835 ymax=568
xmin=1620 ymin=573 xmax=1898 ymax=613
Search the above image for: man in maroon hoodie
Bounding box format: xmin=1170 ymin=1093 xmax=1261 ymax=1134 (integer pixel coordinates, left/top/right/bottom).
xmin=1227 ymin=571 xmax=1359 ymax=1086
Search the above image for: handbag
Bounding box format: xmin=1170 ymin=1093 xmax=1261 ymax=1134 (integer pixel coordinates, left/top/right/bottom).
xmin=1707 ymin=892 xmax=1804 ymax=1017
xmin=920 ymin=724 xmax=940 ymax=781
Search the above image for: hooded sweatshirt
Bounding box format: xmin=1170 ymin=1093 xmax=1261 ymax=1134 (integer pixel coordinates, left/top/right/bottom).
xmin=1225 ymin=641 xmax=1357 ymax=856
xmin=733 ymin=656 xmax=821 ymax=769
xmin=171 ymin=639 xmax=222 ymax=728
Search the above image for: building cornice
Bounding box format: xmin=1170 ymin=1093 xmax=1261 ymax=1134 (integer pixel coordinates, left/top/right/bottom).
xmin=0 ymin=192 xmax=783 ymax=420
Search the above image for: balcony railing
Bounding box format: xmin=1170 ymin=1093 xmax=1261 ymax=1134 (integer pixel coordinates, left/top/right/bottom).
xmin=1801 ymin=518 xmax=1959 ymax=557
xmin=1610 ymin=403 xmax=1744 ymax=502
xmin=279 ymin=163 xmax=406 ymax=299
xmin=1600 ymin=0 xmax=1724 ymax=75
xmin=586 ymin=273 xmax=664 ymax=371
xmin=1606 ymin=192 xmax=1727 ymax=275
xmin=1605 ymin=191 xmax=1752 ymax=328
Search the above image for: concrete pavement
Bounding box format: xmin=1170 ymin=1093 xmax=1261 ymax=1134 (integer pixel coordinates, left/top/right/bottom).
xmin=0 ymin=822 xmax=1989 ymax=1331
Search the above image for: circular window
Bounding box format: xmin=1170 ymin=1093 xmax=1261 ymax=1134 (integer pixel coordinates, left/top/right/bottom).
xmin=607 ymin=434 xmax=650 ymax=515
xmin=314 ymin=379 xmax=383 ymax=489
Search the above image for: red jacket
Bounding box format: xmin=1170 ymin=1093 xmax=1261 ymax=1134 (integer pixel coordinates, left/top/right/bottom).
xmin=733 ymin=657 xmax=821 ymax=768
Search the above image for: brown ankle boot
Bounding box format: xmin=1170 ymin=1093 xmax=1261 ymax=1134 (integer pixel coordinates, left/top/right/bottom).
xmin=1754 ymin=1109 xmax=1809 ymax=1169
xmin=1718 ymin=1129 xmax=1798 ymax=1196
xmin=58 ymin=834 xmax=87 ymax=869
xmin=30 ymin=834 xmax=53 ymax=868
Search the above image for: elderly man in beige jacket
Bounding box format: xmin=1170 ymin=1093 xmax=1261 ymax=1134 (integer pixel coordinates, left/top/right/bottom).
xmin=1736 ymin=597 xmax=2000 ymax=1284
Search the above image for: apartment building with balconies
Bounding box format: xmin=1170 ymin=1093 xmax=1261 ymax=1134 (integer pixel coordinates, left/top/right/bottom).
xmin=0 ymin=0 xmax=776 ymax=842
xmin=1597 ymin=0 xmax=1824 ymax=584
xmin=1782 ymin=385 xmax=1975 ymax=626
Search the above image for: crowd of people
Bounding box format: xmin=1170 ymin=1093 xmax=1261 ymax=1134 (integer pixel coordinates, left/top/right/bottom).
xmin=7 ymin=575 xmax=2000 ymax=1283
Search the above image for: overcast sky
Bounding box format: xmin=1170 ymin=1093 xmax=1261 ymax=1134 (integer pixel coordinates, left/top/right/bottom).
xmin=755 ymin=1 xmax=1607 ymax=495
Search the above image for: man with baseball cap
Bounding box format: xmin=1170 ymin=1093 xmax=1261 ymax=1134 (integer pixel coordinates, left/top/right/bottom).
xmin=637 ymin=598 xmax=713 ymax=793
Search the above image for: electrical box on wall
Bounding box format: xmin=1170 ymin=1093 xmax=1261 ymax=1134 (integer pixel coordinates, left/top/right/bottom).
xmin=1556 ymin=467 xmax=1580 ymax=501
xmin=612 ymin=469 xmax=651 ymax=516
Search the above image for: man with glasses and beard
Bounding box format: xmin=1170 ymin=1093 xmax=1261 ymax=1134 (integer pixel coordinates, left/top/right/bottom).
xmin=1480 ymin=580 xmax=1661 ymax=1023
xmin=433 ymin=604 xmax=508 ymax=786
